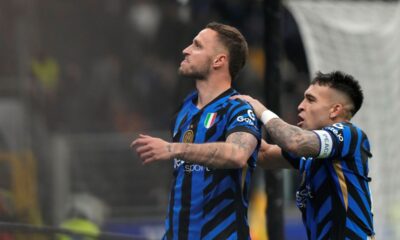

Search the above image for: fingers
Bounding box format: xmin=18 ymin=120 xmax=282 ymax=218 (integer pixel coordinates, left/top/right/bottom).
xmin=131 ymin=139 xmax=154 ymax=164
xmin=130 ymin=139 xmax=138 ymax=148
xmin=139 ymin=134 xmax=151 ymax=138
xmin=140 ymin=151 xmax=156 ymax=165
xmin=130 ymin=134 xmax=151 ymax=148
xmin=231 ymin=95 xmax=269 ymax=117
xmin=230 ymin=95 xmax=252 ymax=101
xmin=136 ymin=144 xmax=151 ymax=154
xmin=130 ymin=134 xmax=172 ymax=165
xmin=130 ymin=134 xmax=165 ymax=165
xmin=131 ymin=135 xmax=151 ymax=152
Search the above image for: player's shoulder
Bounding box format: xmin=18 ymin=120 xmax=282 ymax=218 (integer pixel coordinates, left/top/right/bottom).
xmin=224 ymin=98 xmax=257 ymax=120
xmin=324 ymin=122 xmax=363 ymax=131
xmin=322 ymin=121 xmax=367 ymax=140
xmin=227 ymin=95 xmax=253 ymax=109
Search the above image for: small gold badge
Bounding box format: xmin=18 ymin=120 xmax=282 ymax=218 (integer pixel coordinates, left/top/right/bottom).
xmin=183 ymin=130 xmax=194 ymax=143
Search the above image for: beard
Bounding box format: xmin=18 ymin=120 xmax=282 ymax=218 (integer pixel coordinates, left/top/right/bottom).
xmin=178 ymin=59 xmax=211 ymax=80
xmin=178 ymin=68 xmax=208 ymax=80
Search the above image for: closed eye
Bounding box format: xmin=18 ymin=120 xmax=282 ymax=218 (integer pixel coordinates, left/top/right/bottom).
xmin=193 ymin=40 xmax=202 ymax=49
xmin=305 ymin=93 xmax=316 ymax=103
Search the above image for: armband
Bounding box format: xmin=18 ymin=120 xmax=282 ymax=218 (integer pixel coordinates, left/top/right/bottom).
xmin=314 ymin=130 xmax=333 ymax=158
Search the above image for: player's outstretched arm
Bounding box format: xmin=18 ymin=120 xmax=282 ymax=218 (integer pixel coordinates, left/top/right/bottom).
xmin=131 ymin=134 xmax=174 ymax=164
xmin=131 ymin=132 xmax=258 ymax=169
xmin=265 ymin=118 xmax=320 ymax=157
xmin=231 ymin=95 xmax=321 ymax=158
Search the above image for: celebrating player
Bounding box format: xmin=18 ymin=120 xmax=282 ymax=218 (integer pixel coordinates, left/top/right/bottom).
xmin=232 ymin=71 xmax=374 ymax=239
xmin=131 ymin=22 xmax=261 ymax=239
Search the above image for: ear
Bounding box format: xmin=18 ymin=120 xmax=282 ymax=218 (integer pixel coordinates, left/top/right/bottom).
xmin=212 ymin=54 xmax=227 ymax=68
xmin=329 ymin=103 xmax=343 ymax=119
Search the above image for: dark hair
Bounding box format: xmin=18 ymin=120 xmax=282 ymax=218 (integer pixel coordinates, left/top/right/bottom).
xmin=311 ymin=71 xmax=364 ymax=116
xmin=206 ymin=22 xmax=248 ymax=80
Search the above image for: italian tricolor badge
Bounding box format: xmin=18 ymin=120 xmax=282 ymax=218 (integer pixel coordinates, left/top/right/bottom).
xmin=204 ymin=112 xmax=217 ymax=129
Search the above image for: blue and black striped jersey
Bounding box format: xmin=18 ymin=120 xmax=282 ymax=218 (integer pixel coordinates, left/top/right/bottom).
xmin=284 ymin=122 xmax=374 ymax=240
xmin=163 ymin=88 xmax=261 ymax=240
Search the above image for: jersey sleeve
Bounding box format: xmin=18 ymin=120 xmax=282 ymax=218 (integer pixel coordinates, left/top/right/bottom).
xmin=281 ymin=150 xmax=301 ymax=169
xmin=313 ymin=122 xmax=356 ymax=159
xmin=225 ymin=100 xmax=262 ymax=142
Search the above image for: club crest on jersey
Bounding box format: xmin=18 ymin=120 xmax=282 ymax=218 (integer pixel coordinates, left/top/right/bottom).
xmin=204 ymin=112 xmax=217 ymax=129
xmin=183 ymin=130 xmax=194 ymax=143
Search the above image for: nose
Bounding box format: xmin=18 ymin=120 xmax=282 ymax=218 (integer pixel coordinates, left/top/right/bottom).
xmin=297 ymin=99 xmax=305 ymax=112
xmin=182 ymin=45 xmax=191 ymax=56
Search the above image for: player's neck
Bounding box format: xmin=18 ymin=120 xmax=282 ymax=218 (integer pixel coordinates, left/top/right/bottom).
xmin=330 ymin=116 xmax=350 ymax=125
xmin=196 ymin=77 xmax=231 ymax=109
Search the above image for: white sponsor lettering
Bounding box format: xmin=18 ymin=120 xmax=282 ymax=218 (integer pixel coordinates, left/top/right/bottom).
xmin=247 ymin=109 xmax=256 ymax=121
xmin=173 ymin=158 xmax=211 ymax=172
xmin=184 ymin=164 xmax=210 ymax=172
xmin=237 ymin=115 xmax=255 ymax=126
xmin=333 ymin=123 xmax=344 ymax=129
xmin=326 ymin=126 xmax=344 ymax=142
xmin=174 ymin=158 xmax=185 ymax=168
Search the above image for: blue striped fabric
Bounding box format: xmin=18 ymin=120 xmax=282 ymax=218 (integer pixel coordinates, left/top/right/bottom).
xmin=285 ymin=122 xmax=374 ymax=239
xmin=163 ymin=88 xmax=261 ymax=240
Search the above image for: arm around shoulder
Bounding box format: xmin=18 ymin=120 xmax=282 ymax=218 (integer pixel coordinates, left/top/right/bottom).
xmin=265 ymin=118 xmax=320 ymax=158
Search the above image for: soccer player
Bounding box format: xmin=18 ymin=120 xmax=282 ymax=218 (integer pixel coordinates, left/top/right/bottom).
xmin=131 ymin=22 xmax=261 ymax=239
xmin=232 ymin=71 xmax=374 ymax=239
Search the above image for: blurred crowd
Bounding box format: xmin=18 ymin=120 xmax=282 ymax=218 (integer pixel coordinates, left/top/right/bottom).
xmin=0 ymin=0 xmax=310 ymax=234
xmin=0 ymin=0 xmax=308 ymax=135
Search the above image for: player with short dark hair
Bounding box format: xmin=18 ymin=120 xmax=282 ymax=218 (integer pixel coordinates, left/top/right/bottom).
xmin=232 ymin=71 xmax=374 ymax=239
xmin=131 ymin=22 xmax=261 ymax=239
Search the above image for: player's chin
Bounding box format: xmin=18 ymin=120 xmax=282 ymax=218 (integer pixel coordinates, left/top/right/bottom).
xmin=178 ymin=67 xmax=188 ymax=76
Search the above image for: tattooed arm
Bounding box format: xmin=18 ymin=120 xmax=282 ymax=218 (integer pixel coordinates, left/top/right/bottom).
xmin=230 ymin=94 xmax=320 ymax=158
xmin=265 ymin=118 xmax=320 ymax=157
xmin=131 ymin=132 xmax=258 ymax=168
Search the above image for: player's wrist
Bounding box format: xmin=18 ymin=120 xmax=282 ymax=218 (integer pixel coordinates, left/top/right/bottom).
xmin=172 ymin=143 xmax=186 ymax=159
xmin=260 ymin=110 xmax=279 ymax=125
xmin=255 ymin=106 xmax=267 ymax=118
xmin=171 ymin=143 xmax=179 ymax=158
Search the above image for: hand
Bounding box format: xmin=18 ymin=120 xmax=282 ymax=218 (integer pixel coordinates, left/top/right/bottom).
xmin=130 ymin=134 xmax=174 ymax=165
xmin=230 ymin=95 xmax=267 ymax=118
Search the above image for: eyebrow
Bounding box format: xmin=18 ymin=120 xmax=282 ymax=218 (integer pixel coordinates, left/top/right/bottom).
xmin=193 ymin=39 xmax=202 ymax=47
xmin=305 ymin=93 xmax=316 ymax=101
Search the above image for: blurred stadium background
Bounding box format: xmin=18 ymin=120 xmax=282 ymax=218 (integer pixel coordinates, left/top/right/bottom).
xmin=0 ymin=0 xmax=399 ymax=239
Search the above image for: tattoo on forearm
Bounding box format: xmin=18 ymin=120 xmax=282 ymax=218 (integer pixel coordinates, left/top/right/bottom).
xmin=175 ymin=132 xmax=257 ymax=168
xmin=206 ymin=147 xmax=218 ymax=165
xmin=167 ymin=144 xmax=172 ymax=153
xmin=266 ymin=119 xmax=319 ymax=156
xmin=227 ymin=132 xmax=256 ymax=163
xmin=230 ymin=132 xmax=252 ymax=152
xmin=178 ymin=143 xmax=190 ymax=160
